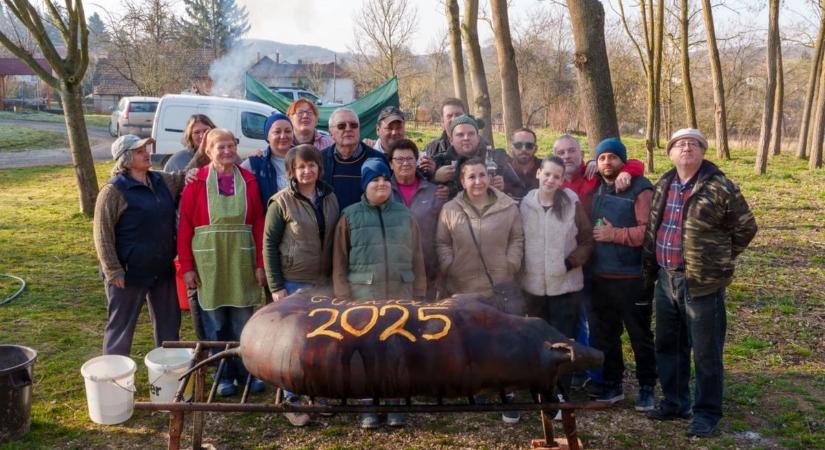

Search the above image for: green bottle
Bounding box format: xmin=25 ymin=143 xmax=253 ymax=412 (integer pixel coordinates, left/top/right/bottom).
xmin=595 ymin=218 xmax=605 ymax=227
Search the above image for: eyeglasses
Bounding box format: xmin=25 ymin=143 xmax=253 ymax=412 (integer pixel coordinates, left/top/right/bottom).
xmin=335 ymin=122 xmax=360 ymax=130
xmin=674 ymin=140 xmax=701 ymax=149
xmin=512 ymin=141 xmax=536 ymax=150
xmin=391 ymin=157 xmax=416 ymax=164
xmin=294 ymin=110 xmax=314 ymax=117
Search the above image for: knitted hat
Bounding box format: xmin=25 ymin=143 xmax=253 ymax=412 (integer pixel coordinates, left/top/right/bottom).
xmin=263 ymin=112 xmax=292 ymax=137
xmin=666 ymin=128 xmax=708 ymax=153
xmin=111 ymin=135 xmax=153 ymax=160
xmin=448 ymin=114 xmax=479 ymax=136
xmin=361 ymin=157 xmax=391 ymax=192
xmin=594 ymin=137 xmax=627 ymax=163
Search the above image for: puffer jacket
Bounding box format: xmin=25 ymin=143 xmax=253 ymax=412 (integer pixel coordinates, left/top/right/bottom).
xmin=643 ymin=160 xmax=757 ymax=297
xmin=436 ymin=187 xmax=524 ymax=296
xmin=520 ymin=188 xmax=593 ymax=296
xmin=263 ymin=179 xmax=339 ymax=291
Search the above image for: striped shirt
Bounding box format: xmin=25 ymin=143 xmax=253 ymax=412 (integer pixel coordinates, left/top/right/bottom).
xmin=655 ymin=176 xmax=695 ymax=270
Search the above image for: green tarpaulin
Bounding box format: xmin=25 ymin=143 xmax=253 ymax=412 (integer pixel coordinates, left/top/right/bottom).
xmin=245 ymin=74 xmax=399 ymax=140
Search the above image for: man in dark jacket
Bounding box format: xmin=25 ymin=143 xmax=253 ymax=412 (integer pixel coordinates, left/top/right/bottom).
xmin=643 ymin=128 xmax=757 ymax=437
xmin=589 ymin=137 xmax=658 ymax=412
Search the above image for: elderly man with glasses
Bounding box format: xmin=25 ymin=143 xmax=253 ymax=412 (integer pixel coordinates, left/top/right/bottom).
xmin=320 ymin=107 xmax=386 ymax=209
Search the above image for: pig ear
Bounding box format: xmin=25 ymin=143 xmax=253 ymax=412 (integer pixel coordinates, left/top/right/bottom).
xmin=544 ymin=340 xmax=576 ymax=363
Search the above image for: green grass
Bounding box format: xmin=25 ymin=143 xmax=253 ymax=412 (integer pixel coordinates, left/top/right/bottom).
xmin=0 ymin=128 xmax=823 ymax=449
xmin=0 ymin=124 xmax=66 ymax=151
xmin=0 ymin=111 xmax=110 ymax=127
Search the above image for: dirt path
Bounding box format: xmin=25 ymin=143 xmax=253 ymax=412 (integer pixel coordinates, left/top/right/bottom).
xmin=0 ymin=118 xmax=114 ymax=169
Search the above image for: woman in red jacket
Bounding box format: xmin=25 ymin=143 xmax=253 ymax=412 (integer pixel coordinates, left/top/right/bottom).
xmin=178 ymin=128 xmax=267 ymax=397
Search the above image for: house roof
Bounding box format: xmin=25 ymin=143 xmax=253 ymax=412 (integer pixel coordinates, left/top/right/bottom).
xmin=91 ymin=49 xmax=215 ymax=96
xmin=247 ymin=56 xmax=346 ymax=79
xmin=0 ymin=56 xmax=51 ymax=76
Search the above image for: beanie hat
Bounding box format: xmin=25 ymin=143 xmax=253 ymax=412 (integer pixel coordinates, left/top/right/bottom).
xmin=594 ymin=137 xmax=627 ymax=163
xmin=361 ymin=157 xmax=392 ymax=192
xmin=263 ymin=112 xmax=292 ymax=137
xmin=448 ymin=114 xmax=479 ymax=136
xmin=666 ymin=128 xmax=708 ymax=153
xmin=111 ymin=134 xmax=152 ymax=160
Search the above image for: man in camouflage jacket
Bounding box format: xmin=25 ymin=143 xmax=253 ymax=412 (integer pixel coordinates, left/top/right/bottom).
xmin=642 ymin=128 xmax=757 ymax=438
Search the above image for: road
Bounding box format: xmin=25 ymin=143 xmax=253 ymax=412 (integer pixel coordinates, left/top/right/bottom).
xmin=0 ymin=118 xmax=115 ymax=169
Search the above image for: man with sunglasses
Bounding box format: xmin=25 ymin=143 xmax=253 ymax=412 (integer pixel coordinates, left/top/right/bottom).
xmin=501 ymin=127 xmax=541 ymax=201
xmin=320 ymin=108 xmax=386 ymax=210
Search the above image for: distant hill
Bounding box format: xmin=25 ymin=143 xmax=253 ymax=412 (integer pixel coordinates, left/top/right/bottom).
xmin=239 ymin=39 xmax=353 ymax=64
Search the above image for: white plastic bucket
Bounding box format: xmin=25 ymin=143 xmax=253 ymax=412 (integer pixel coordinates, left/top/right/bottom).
xmin=144 ymin=348 xmax=194 ymax=403
xmin=80 ymin=355 xmax=136 ymax=425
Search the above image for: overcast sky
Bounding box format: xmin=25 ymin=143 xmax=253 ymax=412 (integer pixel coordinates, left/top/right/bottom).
xmin=87 ymin=0 xmax=818 ymax=57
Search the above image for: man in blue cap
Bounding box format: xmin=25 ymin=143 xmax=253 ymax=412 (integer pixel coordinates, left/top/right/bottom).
xmin=588 ymin=137 xmax=658 ymax=412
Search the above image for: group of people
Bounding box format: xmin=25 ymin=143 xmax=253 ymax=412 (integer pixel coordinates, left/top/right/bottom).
xmin=92 ymin=96 xmax=757 ymax=438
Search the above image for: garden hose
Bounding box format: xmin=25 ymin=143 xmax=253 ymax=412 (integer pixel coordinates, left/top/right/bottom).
xmin=0 ymin=274 xmax=26 ymax=306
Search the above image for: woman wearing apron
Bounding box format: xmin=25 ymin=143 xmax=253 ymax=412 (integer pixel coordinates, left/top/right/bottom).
xmin=178 ymin=128 xmax=267 ymax=397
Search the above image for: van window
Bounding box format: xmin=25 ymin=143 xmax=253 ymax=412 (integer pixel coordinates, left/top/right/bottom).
xmin=241 ymin=112 xmax=268 ymax=140
xmin=298 ymin=92 xmax=319 ymax=103
xmin=128 ymin=102 xmax=158 ymax=113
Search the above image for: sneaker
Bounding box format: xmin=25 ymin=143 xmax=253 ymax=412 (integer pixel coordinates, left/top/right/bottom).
xmin=314 ymin=397 xmax=335 ymax=417
xmin=553 ymin=394 xmax=565 ymax=421
xmin=248 ymin=377 xmax=266 ymax=394
xmin=635 ymin=385 xmax=655 ymax=411
xmin=686 ymin=419 xmax=716 ymax=437
xmin=217 ymin=380 xmax=236 ymax=397
xmin=501 ymin=410 xmax=520 ymax=424
xmin=386 ymin=413 xmax=406 ymax=427
xmin=595 ymin=383 xmax=624 ymax=404
xmin=283 ymin=395 xmax=310 ymax=427
xmin=359 ymin=413 xmax=381 ymax=429
xmin=647 ymin=405 xmax=693 ymax=421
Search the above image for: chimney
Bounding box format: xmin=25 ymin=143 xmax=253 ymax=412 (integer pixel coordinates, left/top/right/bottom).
xmin=276 ymin=51 xmax=280 ymax=64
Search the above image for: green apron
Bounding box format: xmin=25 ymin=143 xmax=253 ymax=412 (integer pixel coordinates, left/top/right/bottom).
xmin=192 ymin=166 xmax=260 ymax=311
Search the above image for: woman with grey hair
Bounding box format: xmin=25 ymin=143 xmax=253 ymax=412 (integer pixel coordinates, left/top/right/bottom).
xmin=93 ymin=135 xmax=188 ymax=356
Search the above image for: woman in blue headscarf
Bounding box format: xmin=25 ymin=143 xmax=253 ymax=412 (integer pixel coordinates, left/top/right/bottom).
xmin=242 ymin=112 xmax=294 ymax=208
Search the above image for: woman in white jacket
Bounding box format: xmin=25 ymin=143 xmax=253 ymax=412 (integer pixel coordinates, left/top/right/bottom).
xmin=520 ymin=155 xmax=594 ymax=344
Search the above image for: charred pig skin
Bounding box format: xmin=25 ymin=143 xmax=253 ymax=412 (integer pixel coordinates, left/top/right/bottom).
xmin=239 ymin=292 xmax=603 ymax=399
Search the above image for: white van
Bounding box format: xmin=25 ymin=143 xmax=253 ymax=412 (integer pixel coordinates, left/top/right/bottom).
xmin=150 ymin=94 xmax=278 ymax=165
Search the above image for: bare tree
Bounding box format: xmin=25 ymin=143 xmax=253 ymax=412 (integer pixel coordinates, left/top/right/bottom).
xmin=797 ymin=0 xmax=825 ymax=160
xmin=769 ymin=38 xmax=783 ymax=156
xmin=0 ymin=0 xmax=97 ymax=215
xmin=445 ymin=0 xmax=467 ymax=104
xmin=567 ymin=0 xmax=620 ymax=155
xmin=756 ymin=0 xmax=779 ymax=174
xmin=353 ymin=0 xmax=417 ymax=80
xmin=701 ymin=0 xmax=730 ymax=159
xmin=490 ymin=0 xmax=522 ymax=145
xmin=616 ymin=0 xmax=665 ymax=171
xmin=811 ymin=54 xmax=825 ymax=168
xmin=461 ymin=0 xmax=493 ymax=145
xmin=679 ymin=0 xmax=697 ymax=128
xmin=102 ymin=0 xmax=194 ymax=96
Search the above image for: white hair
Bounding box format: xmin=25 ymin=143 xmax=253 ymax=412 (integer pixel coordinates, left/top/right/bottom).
xmin=328 ymin=107 xmax=359 ymax=128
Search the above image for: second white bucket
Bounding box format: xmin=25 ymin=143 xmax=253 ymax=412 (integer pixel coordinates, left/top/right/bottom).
xmin=144 ymin=347 xmax=194 ymax=403
xmin=80 ymin=355 xmax=137 ymax=425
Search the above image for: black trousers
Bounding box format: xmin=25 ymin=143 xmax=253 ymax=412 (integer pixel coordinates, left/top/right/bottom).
xmin=590 ymin=275 xmax=657 ymax=387
xmin=526 ymin=290 xmax=582 ymax=398
xmin=103 ymin=278 xmax=181 ymax=356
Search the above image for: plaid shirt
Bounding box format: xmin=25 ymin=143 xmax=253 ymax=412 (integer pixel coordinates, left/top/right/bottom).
xmin=655 ymin=176 xmax=695 ymax=270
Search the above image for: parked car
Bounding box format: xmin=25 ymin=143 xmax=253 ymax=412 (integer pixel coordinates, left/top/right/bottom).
xmin=150 ymin=94 xmax=277 ymax=166
xmin=269 ymin=87 xmax=329 ymax=105
xmin=109 ymin=96 xmax=160 ymax=138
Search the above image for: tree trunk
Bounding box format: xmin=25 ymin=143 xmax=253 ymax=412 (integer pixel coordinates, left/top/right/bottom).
xmin=701 ymin=0 xmax=730 ymax=159
xmin=653 ymin=0 xmax=664 ymax=151
xmin=810 ymin=52 xmax=825 ymax=169
xmin=59 ymin=82 xmax=99 ymax=215
xmin=461 ymin=0 xmax=494 ymax=146
xmin=769 ymin=40 xmax=784 ymax=156
xmin=680 ymin=0 xmax=697 ymax=128
xmin=797 ymin=2 xmax=825 ymax=160
xmin=566 ymin=0 xmax=620 ymax=157
xmin=490 ymin=0 xmax=523 ymax=147
xmin=446 ymin=0 xmax=468 ymax=105
xmin=755 ymin=0 xmax=779 ymax=175
xmin=645 ymin=70 xmax=656 ymax=171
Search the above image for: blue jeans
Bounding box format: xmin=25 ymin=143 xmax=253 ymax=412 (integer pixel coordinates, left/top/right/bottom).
xmin=201 ymin=305 xmax=254 ymax=383
xmin=576 ymin=266 xmax=602 ymax=384
xmin=284 ymin=281 xmax=312 ymax=294
xmin=655 ymin=270 xmax=726 ymax=425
